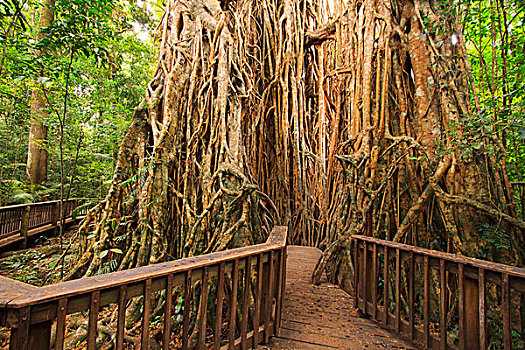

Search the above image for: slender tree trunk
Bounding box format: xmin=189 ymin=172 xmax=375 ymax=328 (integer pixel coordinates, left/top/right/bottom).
xmin=26 ymin=0 xmax=54 ymax=190
xmin=27 ymin=94 xmax=49 ymax=188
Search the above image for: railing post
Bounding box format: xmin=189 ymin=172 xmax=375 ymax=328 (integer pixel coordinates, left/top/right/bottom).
xmin=440 ymin=259 xmax=447 ymax=350
xmin=352 ymin=239 xmax=358 ymax=309
xmin=361 ymin=241 xmax=368 ymax=313
xmin=20 ymin=205 xmax=30 ymax=248
xmin=228 ymin=260 xmax=240 ymax=350
xmin=372 ymin=243 xmax=378 ymax=320
xmin=503 ymin=273 xmax=512 ymax=349
xmin=264 ymin=251 xmax=275 ymax=343
xmin=395 ymin=249 xmax=401 ymax=333
xmin=479 ymin=268 xmax=487 ymax=349
xmin=9 ymin=308 xmax=51 ymax=350
xmin=51 ymin=201 xmax=59 ymax=235
xmin=464 ymin=274 xmax=480 ymax=350
xmin=260 ymin=253 xmax=270 ymax=341
xmin=423 ymin=255 xmax=430 ymax=348
xmin=383 ymin=245 xmax=389 ymax=326
xmin=214 ymin=263 xmax=225 ymax=349
xmin=408 ymin=251 xmax=414 ymax=340
xmin=240 ymin=257 xmax=251 ymax=349
xmin=274 ymin=247 xmax=286 ymax=336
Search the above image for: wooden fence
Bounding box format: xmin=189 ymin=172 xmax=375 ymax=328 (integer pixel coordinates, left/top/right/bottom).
xmin=0 ymin=226 xmax=288 ymax=350
xmin=353 ymin=234 xmax=525 ymax=350
xmin=0 ymin=199 xmax=89 ymax=249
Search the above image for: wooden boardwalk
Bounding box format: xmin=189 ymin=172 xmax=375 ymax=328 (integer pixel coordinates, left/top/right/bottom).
xmin=264 ymin=246 xmax=415 ymax=350
xmin=0 ymin=199 xmax=86 ymax=251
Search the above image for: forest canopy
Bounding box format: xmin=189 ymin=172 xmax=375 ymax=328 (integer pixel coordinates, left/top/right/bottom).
xmin=0 ymin=0 xmax=160 ymax=204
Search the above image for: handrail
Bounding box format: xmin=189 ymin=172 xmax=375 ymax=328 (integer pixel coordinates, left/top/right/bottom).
xmin=0 ymin=199 xmax=92 ymax=249
xmin=0 ymin=226 xmax=288 ymax=350
xmin=353 ymin=234 xmax=525 ymax=350
xmin=0 ymin=199 xmax=96 ymax=211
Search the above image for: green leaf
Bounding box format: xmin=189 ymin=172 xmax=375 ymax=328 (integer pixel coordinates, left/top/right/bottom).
xmin=110 ymin=248 xmax=123 ymax=254
xmin=100 ymin=250 xmax=109 ymax=259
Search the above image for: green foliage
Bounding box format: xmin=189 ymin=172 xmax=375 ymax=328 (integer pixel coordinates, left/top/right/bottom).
xmin=0 ymin=0 xmax=160 ymax=204
xmin=0 ymin=250 xmax=46 ymax=284
xmin=461 ymin=0 xmax=525 ymax=185
xmin=477 ymin=220 xmax=511 ymax=262
xmin=174 ymin=295 xmax=184 ymax=323
xmin=97 ymin=257 xmax=119 ymax=274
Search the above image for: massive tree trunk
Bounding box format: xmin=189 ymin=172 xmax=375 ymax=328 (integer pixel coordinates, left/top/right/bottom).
xmin=71 ymin=0 xmax=524 ymax=285
xmin=311 ymin=0 xmax=525 ymax=287
xmin=26 ymin=0 xmax=54 ymax=189
xmin=69 ymin=0 xmax=281 ymax=278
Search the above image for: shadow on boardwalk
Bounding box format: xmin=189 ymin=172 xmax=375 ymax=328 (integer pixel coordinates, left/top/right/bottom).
xmin=263 ymin=246 xmax=416 ymax=349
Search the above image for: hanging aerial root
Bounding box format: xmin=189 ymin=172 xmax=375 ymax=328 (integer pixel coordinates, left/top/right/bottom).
xmin=392 ymin=156 xmax=452 ymax=242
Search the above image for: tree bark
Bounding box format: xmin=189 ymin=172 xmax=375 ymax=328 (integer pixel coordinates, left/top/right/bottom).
xmin=69 ymin=0 xmax=279 ymax=279
xmin=310 ymin=0 xmax=525 ymax=287
xmin=26 ymin=0 xmax=54 ymax=189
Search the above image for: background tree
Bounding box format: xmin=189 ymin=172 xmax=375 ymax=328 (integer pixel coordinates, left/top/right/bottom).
xmin=26 ymin=0 xmax=53 ymax=191
xmin=0 ymin=0 xmax=36 ymax=204
xmin=462 ymin=0 xmax=525 ymax=225
xmin=0 ymin=0 xmax=159 ymax=205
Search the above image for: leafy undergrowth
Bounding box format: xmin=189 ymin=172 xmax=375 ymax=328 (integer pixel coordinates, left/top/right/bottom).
xmin=0 ymin=226 xmax=79 ymax=286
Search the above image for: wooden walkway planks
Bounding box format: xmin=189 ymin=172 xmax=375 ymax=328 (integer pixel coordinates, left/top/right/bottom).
xmin=264 ymin=246 xmax=415 ymax=350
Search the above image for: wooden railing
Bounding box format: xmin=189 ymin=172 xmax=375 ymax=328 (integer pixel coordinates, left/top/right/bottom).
xmin=0 ymin=226 xmax=287 ymax=350
xmin=353 ymin=235 xmax=525 ymax=350
xmin=0 ymin=199 xmax=90 ymax=248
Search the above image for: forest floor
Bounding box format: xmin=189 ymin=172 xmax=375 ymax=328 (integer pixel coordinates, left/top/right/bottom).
xmin=0 ymin=226 xmax=79 ymax=287
xmin=0 ymin=227 xmax=86 ymax=349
